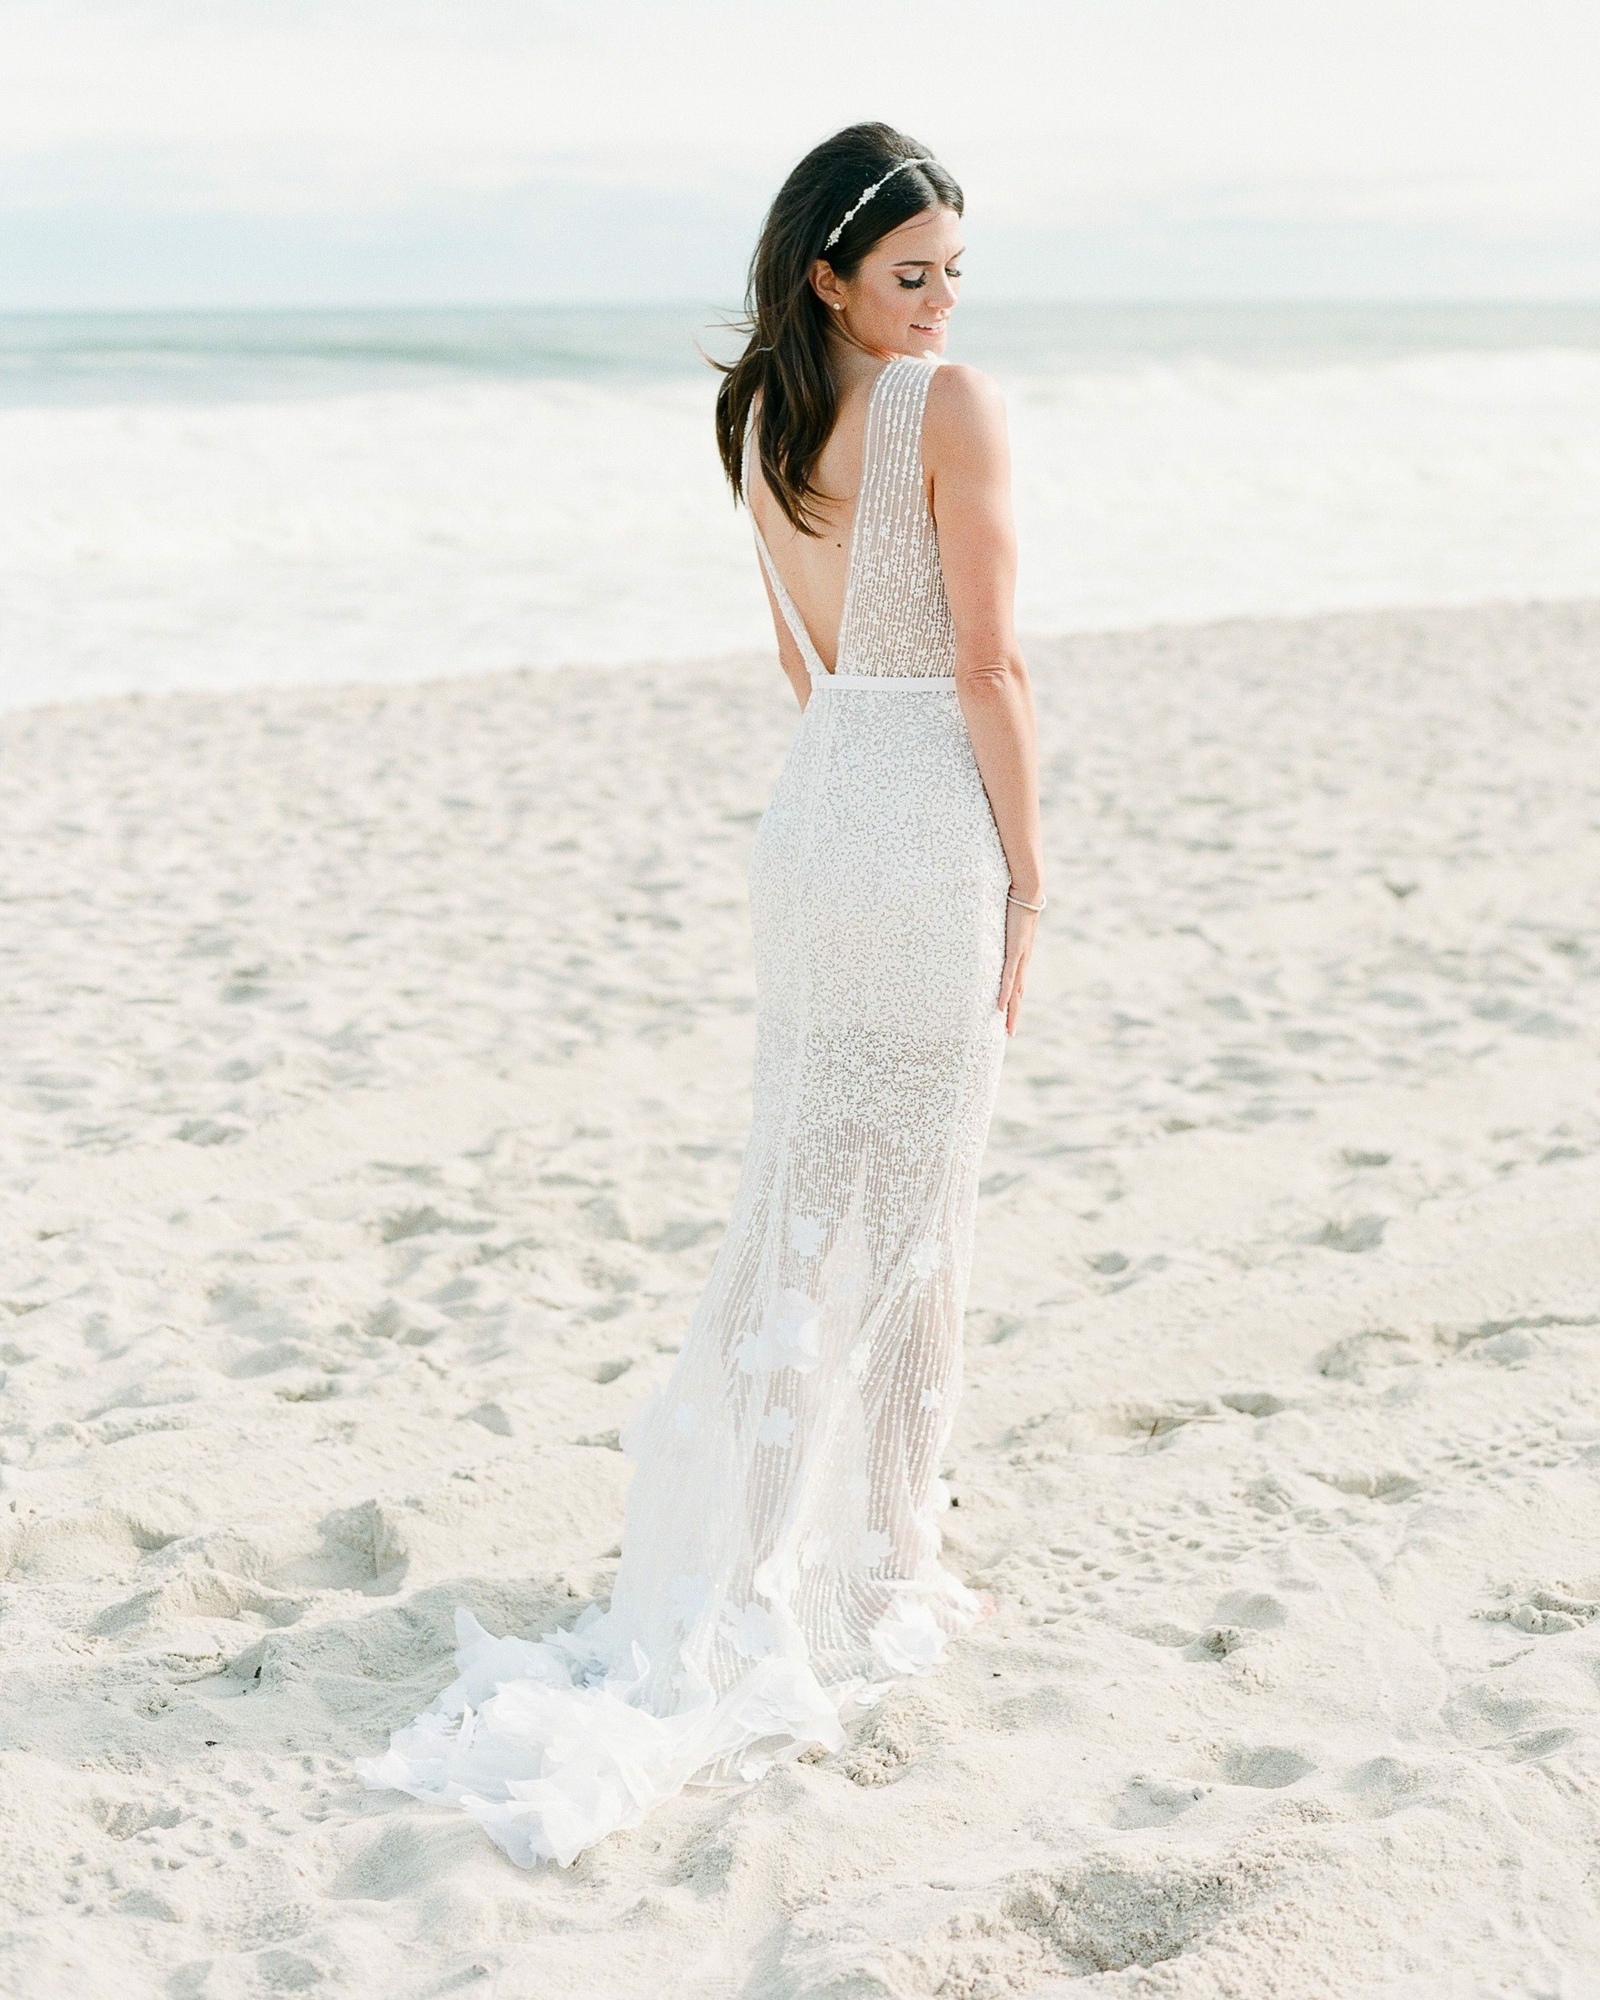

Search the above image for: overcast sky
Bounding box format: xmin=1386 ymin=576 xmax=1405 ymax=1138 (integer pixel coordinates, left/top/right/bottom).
xmin=3 ymin=0 xmax=1597 ymax=309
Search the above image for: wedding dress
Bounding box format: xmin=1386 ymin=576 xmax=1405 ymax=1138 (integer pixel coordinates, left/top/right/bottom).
xmin=356 ymin=351 xmax=1011 ymax=1867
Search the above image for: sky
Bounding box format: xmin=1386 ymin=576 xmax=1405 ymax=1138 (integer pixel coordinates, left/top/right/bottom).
xmin=2 ymin=0 xmax=1598 ymax=310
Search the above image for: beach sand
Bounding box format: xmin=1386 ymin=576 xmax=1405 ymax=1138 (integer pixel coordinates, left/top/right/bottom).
xmin=2 ymin=598 xmax=1597 ymax=1997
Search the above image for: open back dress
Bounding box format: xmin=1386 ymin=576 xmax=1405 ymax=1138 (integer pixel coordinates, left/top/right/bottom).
xmin=356 ymin=350 xmax=1012 ymax=1867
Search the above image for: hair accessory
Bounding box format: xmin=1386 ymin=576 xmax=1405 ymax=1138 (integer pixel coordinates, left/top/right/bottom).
xmin=824 ymin=157 xmax=934 ymax=251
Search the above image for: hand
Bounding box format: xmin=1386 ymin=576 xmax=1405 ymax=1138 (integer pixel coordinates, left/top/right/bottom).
xmin=997 ymin=898 xmax=1037 ymax=1037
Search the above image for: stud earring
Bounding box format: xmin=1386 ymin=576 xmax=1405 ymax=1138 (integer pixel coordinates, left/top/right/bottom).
xmin=831 ymin=302 xmax=844 ymax=310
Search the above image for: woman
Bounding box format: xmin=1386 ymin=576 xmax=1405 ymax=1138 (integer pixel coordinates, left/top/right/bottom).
xmin=357 ymin=121 xmax=1045 ymax=1868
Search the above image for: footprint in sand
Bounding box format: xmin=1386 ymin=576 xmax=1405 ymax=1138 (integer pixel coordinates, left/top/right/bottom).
xmin=1214 ymin=1590 xmax=1289 ymax=1629
xmin=1314 ymin=1328 xmax=1419 ymax=1380
xmin=1313 ymin=1214 xmax=1388 ymax=1253
xmin=1218 ymin=1389 xmax=1291 ymax=1417
xmin=1 ymin=1504 xmax=183 ymax=1583
xmin=462 ymin=1401 xmax=513 ymax=1435
xmin=1219 ymin=1745 xmax=1316 ymax=1789
xmin=1187 ymin=1624 xmax=1249 ymax=1660
xmin=779 ymin=1845 xmax=1276 ymax=1990
xmin=91 ymin=1538 xmax=305 ymax=1640
xmin=1479 ymin=1583 xmax=1600 ymax=1635
xmin=1101 ymin=1398 xmax=1223 ymax=1448
xmin=1307 ymin=1468 xmax=1423 ymax=1503
xmin=1108 ymin=1774 xmax=1208 ymax=1827
xmin=268 ymin=1500 xmax=410 ymax=1595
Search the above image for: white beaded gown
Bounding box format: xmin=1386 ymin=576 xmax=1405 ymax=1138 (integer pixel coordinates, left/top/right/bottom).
xmin=356 ymin=351 xmax=1011 ymax=1867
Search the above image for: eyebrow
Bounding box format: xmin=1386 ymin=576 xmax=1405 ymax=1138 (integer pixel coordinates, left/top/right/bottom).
xmin=892 ymin=252 xmax=966 ymax=266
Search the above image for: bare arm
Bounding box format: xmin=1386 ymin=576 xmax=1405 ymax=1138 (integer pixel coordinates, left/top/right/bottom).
xmin=925 ymin=363 xmax=1044 ymax=1033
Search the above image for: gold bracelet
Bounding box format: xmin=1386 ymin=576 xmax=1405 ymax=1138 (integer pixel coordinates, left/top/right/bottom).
xmin=1006 ymin=889 xmax=1047 ymax=913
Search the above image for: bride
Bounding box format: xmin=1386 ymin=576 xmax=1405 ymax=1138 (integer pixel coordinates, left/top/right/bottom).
xmin=357 ymin=120 xmax=1045 ymax=1868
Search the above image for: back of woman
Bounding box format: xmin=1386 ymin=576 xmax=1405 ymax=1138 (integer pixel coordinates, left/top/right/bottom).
xmin=746 ymin=350 xmax=957 ymax=681
xmin=357 ymin=119 xmax=1046 ymax=1870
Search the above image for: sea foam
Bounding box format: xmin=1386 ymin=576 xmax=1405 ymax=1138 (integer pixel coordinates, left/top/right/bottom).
xmin=3 ymin=343 xmax=1597 ymax=709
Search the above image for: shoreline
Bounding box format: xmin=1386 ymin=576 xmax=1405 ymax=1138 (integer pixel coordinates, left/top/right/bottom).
xmin=3 ymin=592 xmax=1597 ymax=1995
xmin=8 ymin=327 xmax=1599 ymax=714
xmin=4 ymin=588 xmax=1598 ymax=723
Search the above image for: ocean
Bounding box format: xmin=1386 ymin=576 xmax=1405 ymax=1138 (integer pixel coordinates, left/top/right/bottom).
xmin=3 ymin=301 xmax=1598 ymax=709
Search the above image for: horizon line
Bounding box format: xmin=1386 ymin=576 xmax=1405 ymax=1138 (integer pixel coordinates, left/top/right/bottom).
xmin=5 ymin=293 xmax=1600 ymax=320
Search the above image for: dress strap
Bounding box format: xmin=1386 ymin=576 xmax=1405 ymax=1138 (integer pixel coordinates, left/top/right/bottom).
xmin=833 ymin=355 xmax=947 ymax=679
xmin=743 ymin=417 xmax=831 ymax=684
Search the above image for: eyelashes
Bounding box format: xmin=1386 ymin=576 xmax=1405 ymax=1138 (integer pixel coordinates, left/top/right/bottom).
xmin=897 ymin=269 xmax=962 ymax=290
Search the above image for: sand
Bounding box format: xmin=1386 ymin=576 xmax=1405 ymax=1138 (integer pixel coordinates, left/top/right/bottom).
xmin=2 ymin=598 xmax=1597 ymax=1998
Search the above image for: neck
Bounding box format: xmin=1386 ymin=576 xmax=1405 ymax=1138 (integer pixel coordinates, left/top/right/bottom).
xmin=824 ymin=327 xmax=918 ymax=393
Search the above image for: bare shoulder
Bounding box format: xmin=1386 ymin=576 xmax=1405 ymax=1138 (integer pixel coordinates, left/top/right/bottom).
xmin=922 ymin=361 xmax=1007 ymax=466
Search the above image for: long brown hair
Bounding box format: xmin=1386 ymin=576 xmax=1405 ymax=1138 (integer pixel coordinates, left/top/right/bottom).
xmin=713 ymin=122 xmax=963 ymax=536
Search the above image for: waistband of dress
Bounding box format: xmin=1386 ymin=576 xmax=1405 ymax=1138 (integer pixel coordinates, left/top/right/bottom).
xmin=809 ymin=672 xmax=958 ymax=690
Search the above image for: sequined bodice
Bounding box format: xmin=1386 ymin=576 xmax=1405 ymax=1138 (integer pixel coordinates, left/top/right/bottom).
xmin=746 ymin=354 xmax=957 ymax=684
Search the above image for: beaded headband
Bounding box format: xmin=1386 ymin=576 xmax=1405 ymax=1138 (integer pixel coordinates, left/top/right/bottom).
xmin=823 ymin=157 xmax=935 ymax=251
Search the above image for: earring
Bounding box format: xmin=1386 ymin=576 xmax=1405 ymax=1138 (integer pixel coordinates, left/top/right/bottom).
xmin=831 ymin=302 xmax=843 ymax=310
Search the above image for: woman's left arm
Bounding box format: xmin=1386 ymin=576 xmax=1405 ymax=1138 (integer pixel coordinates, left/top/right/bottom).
xmin=924 ymin=362 xmax=1044 ymax=1034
